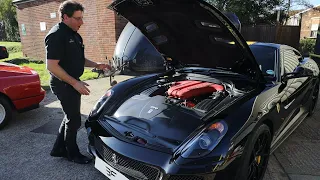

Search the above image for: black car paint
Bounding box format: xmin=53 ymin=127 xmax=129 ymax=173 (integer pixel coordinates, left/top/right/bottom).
xmin=109 ymin=0 xmax=264 ymax=82
xmin=86 ymin=78 xmax=259 ymax=180
xmin=85 ymin=0 xmax=320 ymax=179
xmin=86 ymin=54 xmax=319 ymax=179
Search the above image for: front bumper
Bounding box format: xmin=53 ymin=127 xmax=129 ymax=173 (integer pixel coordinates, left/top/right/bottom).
xmin=87 ymin=131 xmax=241 ymax=180
xmin=13 ymin=88 xmax=46 ymax=110
xmin=88 ymin=135 xmax=219 ymax=180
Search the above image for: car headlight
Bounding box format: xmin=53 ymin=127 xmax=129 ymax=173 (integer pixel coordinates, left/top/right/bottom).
xmin=181 ymin=120 xmax=228 ymax=158
xmin=89 ymin=89 xmax=113 ymax=117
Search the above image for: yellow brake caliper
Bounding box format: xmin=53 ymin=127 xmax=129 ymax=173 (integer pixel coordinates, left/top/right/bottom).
xmin=256 ymin=156 xmax=261 ymax=164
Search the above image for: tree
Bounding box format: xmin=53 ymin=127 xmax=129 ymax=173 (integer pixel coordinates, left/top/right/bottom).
xmin=0 ymin=0 xmax=20 ymax=41
xmin=281 ymin=0 xmax=313 ymax=24
xmin=204 ymin=0 xmax=314 ymax=25
xmin=284 ymin=0 xmax=313 ymax=13
xmin=205 ymin=0 xmax=283 ymax=25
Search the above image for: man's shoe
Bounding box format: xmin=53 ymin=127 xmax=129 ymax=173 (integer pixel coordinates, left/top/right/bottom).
xmin=50 ymin=149 xmax=68 ymax=158
xmin=68 ymin=154 xmax=92 ymax=164
xmin=50 ymin=147 xmax=68 ymax=157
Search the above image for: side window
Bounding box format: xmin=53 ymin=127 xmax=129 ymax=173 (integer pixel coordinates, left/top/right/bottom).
xmin=283 ymin=50 xmax=300 ymax=73
xmin=249 ymin=45 xmax=276 ymax=75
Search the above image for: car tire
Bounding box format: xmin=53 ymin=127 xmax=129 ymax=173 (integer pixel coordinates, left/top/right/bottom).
xmin=308 ymin=82 xmax=319 ymax=117
xmin=0 ymin=97 xmax=12 ymax=129
xmin=236 ymin=124 xmax=272 ymax=180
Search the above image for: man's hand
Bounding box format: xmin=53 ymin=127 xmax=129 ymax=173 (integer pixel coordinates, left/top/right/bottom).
xmin=95 ymin=63 xmax=111 ymax=70
xmin=72 ymin=81 xmax=90 ymax=95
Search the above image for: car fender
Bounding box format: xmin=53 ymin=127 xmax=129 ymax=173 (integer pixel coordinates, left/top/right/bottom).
xmin=0 ymin=92 xmax=15 ymax=109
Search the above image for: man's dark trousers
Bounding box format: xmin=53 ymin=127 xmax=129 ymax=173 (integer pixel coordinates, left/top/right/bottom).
xmin=50 ymin=79 xmax=82 ymax=158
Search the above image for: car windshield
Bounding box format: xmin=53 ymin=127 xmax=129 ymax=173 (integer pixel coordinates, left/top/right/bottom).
xmin=249 ymin=45 xmax=277 ymax=76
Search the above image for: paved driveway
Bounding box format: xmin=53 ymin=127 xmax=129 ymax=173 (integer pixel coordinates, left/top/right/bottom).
xmin=0 ymin=76 xmax=319 ymax=180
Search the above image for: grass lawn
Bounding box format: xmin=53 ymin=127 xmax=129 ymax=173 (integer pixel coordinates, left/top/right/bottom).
xmin=18 ymin=62 xmax=99 ymax=90
xmin=0 ymin=42 xmax=22 ymax=54
xmin=0 ymin=41 xmax=101 ymax=90
xmin=3 ymin=52 xmax=23 ymax=60
xmin=0 ymin=41 xmax=22 ymax=47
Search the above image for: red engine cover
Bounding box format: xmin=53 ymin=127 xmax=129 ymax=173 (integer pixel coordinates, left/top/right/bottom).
xmin=167 ymin=80 xmax=224 ymax=99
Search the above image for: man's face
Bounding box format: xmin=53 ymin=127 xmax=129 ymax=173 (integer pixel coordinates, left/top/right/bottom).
xmin=63 ymin=10 xmax=84 ymax=32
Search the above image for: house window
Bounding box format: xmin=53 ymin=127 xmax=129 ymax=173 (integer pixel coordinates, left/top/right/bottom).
xmin=311 ymin=31 xmax=318 ymax=38
xmin=310 ymin=24 xmax=319 ymax=38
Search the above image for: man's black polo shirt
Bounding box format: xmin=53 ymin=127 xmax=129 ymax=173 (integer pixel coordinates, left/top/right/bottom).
xmin=45 ymin=22 xmax=85 ymax=81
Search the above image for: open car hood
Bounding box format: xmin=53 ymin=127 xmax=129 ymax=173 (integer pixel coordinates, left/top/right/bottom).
xmin=108 ymin=0 xmax=264 ymax=81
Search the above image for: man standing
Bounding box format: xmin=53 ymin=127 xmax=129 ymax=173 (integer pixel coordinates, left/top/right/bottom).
xmin=45 ymin=0 xmax=110 ymax=164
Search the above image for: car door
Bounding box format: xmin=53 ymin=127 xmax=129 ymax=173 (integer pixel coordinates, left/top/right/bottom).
xmin=273 ymin=46 xmax=312 ymax=139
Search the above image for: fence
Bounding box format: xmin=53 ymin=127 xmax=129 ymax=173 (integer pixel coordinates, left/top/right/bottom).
xmin=241 ymin=25 xmax=301 ymax=49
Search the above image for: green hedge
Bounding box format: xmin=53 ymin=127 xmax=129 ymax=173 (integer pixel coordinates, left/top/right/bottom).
xmin=6 ymin=45 xmax=22 ymax=53
xmin=0 ymin=41 xmax=22 ymax=53
xmin=299 ymin=38 xmax=316 ymax=56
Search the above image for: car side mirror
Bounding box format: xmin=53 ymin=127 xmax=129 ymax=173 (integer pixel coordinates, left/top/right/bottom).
xmin=282 ymin=66 xmax=313 ymax=82
xmin=302 ymin=53 xmax=309 ymax=58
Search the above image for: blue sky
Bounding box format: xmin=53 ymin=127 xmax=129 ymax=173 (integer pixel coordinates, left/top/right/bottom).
xmin=292 ymin=0 xmax=320 ymax=10
xmin=310 ymin=0 xmax=320 ymax=6
xmin=294 ymin=0 xmax=320 ymax=9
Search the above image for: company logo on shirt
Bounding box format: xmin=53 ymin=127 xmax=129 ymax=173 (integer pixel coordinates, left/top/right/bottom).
xmin=69 ymin=39 xmax=75 ymax=43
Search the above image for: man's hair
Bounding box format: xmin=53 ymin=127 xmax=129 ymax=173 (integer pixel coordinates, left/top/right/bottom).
xmin=59 ymin=0 xmax=84 ymax=20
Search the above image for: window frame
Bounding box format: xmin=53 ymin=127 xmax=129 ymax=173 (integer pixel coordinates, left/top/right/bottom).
xmin=310 ymin=30 xmax=317 ymax=38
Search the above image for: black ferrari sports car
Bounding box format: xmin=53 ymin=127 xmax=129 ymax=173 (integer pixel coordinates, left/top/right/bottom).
xmin=85 ymin=0 xmax=320 ymax=180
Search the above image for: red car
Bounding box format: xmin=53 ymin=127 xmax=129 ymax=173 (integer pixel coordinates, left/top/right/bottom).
xmin=0 ymin=62 xmax=45 ymax=129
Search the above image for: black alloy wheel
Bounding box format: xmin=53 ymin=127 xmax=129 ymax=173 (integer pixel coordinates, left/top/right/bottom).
xmin=308 ymin=82 xmax=319 ymax=116
xmin=236 ymin=124 xmax=271 ymax=180
xmin=247 ymin=129 xmax=271 ymax=180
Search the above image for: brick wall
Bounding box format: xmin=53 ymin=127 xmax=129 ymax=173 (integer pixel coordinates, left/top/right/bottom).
xmin=115 ymin=14 xmax=128 ymax=40
xmin=300 ymin=9 xmax=320 ymax=39
xmin=15 ymin=0 xmax=128 ymax=63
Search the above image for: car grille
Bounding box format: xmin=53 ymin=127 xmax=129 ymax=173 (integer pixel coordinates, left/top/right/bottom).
xmin=95 ymin=137 xmax=161 ymax=180
xmin=168 ymin=175 xmax=204 ymax=180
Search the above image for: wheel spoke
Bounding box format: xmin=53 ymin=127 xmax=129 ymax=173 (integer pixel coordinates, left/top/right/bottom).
xmin=256 ymin=134 xmax=266 ymax=155
xmin=255 ymin=164 xmax=260 ymax=179
xmin=249 ymin=158 xmax=256 ymax=167
xmin=248 ymin=163 xmax=256 ymax=180
xmin=257 ymin=163 xmax=263 ymax=177
xmin=0 ymin=103 xmax=6 ymax=123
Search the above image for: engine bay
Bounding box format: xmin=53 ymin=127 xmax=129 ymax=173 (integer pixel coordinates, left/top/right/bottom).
xmin=138 ymin=76 xmax=245 ymax=113
xmin=107 ymin=74 xmax=249 ymax=150
xmin=166 ymin=80 xmax=225 ymax=110
xmin=167 ymin=80 xmax=224 ymax=99
xmin=110 ymin=76 xmax=246 ymax=147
